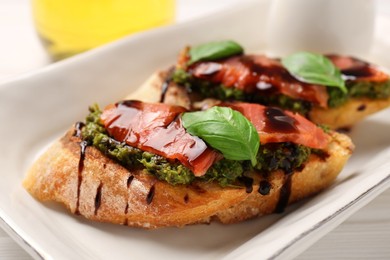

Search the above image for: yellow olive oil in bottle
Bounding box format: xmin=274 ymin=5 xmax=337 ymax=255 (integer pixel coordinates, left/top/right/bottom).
xmin=32 ymin=0 xmax=175 ymax=60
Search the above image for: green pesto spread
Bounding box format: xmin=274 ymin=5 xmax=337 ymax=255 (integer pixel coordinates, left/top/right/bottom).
xmin=81 ymin=105 xmax=311 ymax=186
xmin=328 ymin=80 xmax=390 ymax=107
xmin=173 ymin=69 xmax=390 ymax=114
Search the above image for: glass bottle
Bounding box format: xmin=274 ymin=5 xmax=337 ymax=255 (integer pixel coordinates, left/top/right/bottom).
xmin=32 ymin=0 xmax=176 ymax=60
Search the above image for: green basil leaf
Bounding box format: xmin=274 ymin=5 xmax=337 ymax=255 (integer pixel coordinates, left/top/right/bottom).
xmin=188 ymin=40 xmax=244 ymax=65
xmin=182 ymin=106 xmax=259 ymax=166
xmin=282 ymin=52 xmax=347 ymax=94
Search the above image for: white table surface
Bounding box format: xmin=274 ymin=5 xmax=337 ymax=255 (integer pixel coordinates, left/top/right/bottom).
xmin=1 ymin=0 xmax=390 ymax=259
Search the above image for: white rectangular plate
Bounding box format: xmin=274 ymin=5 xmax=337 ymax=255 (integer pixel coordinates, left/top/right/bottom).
xmin=1 ymin=1 xmax=390 ymax=259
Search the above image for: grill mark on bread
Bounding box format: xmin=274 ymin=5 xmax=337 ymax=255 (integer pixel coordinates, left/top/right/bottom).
xmin=94 ymin=182 xmax=103 ymax=215
xmin=76 ymin=140 xmax=89 ymax=214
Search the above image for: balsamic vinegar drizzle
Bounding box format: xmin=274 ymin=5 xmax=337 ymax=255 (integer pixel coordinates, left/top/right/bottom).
xmin=258 ymin=180 xmax=271 ymax=195
xmin=264 ymin=107 xmax=297 ymax=133
xmin=239 ymin=176 xmax=254 ymax=193
xmin=357 ymin=104 xmax=366 ymax=111
xmin=184 ymin=194 xmax=189 ymax=203
xmin=146 ymin=185 xmax=156 ymax=205
xmin=160 ymin=78 xmax=171 ymax=103
xmin=73 ymin=121 xmax=88 ymax=214
xmin=78 ymin=141 xmax=88 ymax=174
xmin=123 ymin=174 xmax=133 ymax=226
xmin=274 ymin=174 xmax=292 ymax=213
xmin=75 ymin=140 xmax=89 ymax=214
xmin=160 ymin=68 xmax=175 ymax=103
xmin=94 ymin=183 xmax=103 ymax=215
xmin=127 ymin=175 xmax=134 ymax=188
xmin=327 ymin=54 xmax=373 ymax=78
xmin=74 ymin=121 xmax=85 ymax=138
xmin=74 ymin=118 xmax=159 ymax=219
xmin=123 ymin=203 xmax=129 ymax=226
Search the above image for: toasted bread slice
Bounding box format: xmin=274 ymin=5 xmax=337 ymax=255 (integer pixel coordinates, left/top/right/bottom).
xmin=23 ymin=128 xmax=353 ymax=228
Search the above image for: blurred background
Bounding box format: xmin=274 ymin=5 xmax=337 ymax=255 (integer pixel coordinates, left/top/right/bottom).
xmin=1 ymin=0 xmax=390 ymax=83
xmin=0 ymin=0 xmax=389 ymax=259
xmin=0 ymin=0 xmax=241 ymax=83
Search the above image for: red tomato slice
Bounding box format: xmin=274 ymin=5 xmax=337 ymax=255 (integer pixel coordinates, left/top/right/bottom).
xmin=189 ymin=55 xmax=329 ymax=108
xmin=101 ymin=100 xmax=219 ymax=176
xmin=222 ymin=102 xmax=329 ymax=149
xmin=327 ymin=54 xmax=389 ymax=83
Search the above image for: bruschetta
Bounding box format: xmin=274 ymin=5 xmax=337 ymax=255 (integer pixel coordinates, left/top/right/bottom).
xmin=154 ymin=41 xmax=390 ymax=129
xmin=23 ymin=100 xmax=353 ymax=228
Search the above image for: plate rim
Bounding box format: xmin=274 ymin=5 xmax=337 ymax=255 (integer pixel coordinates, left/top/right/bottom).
xmin=1 ymin=2 xmax=390 ymax=259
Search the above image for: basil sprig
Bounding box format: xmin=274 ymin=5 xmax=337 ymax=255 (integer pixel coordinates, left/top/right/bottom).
xmin=182 ymin=106 xmax=259 ymax=166
xmin=282 ymin=52 xmax=347 ymax=93
xmin=188 ymin=40 xmax=243 ymax=65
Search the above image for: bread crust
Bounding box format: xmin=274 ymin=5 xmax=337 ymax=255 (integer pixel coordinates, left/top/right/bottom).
xmin=309 ymin=97 xmax=390 ymax=129
xmin=23 ymin=128 xmax=353 ymax=228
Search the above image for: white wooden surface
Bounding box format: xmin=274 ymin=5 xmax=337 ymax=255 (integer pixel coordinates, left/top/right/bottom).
xmin=0 ymin=0 xmax=389 ymax=259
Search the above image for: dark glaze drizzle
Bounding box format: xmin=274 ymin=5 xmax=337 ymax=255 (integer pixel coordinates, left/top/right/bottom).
xmin=73 ymin=121 xmax=85 ymax=138
xmin=78 ymin=141 xmax=88 ymax=175
xmin=327 ymin=55 xmax=373 ymax=79
xmin=184 ymin=194 xmax=189 ymax=204
xmin=189 ymin=55 xmax=329 ymax=107
xmin=357 ymin=104 xmax=366 ymax=111
xmin=75 ymin=140 xmax=89 ymax=214
xmin=258 ymin=180 xmax=271 ymax=195
xmin=336 ymin=127 xmax=351 ymax=134
xmin=240 ymin=56 xmax=280 ymax=95
xmin=342 ymin=66 xmax=371 ymax=78
xmin=264 ymin=107 xmax=297 ymax=133
xmin=94 ymin=183 xmax=103 ymax=215
xmin=238 ymin=176 xmax=254 ymax=193
xmin=274 ymin=174 xmax=292 ymax=213
xmin=127 ymin=175 xmax=134 ymax=188
xmin=160 ymin=68 xmax=175 ymax=103
xmin=102 ymin=100 xmax=217 ymax=175
xmin=146 ymin=185 xmax=155 ymax=205
xmin=123 ymin=175 xmax=134 ymax=225
xmin=123 ymin=203 xmax=129 ymax=226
